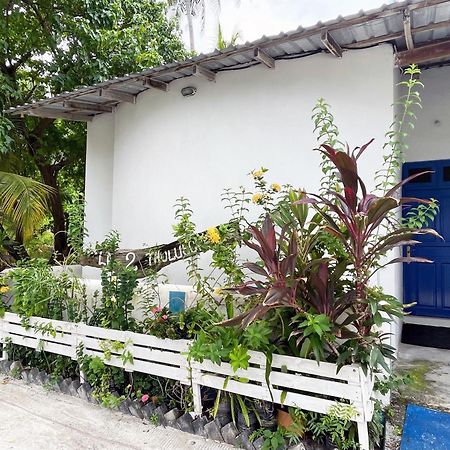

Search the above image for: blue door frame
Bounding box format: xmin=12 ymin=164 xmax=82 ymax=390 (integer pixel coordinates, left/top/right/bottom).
xmin=403 ymin=159 xmax=450 ymax=318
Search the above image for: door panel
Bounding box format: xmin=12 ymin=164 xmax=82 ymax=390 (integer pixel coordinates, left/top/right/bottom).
xmin=439 ymin=197 xmax=450 ymax=242
xmin=442 ymin=263 xmax=450 ymax=309
xmin=403 ymin=160 xmax=450 ymax=318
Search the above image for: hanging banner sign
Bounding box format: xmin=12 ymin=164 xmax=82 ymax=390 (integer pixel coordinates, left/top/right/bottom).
xmin=80 ymin=239 xmax=199 ymax=276
xmin=79 ymin=222 xmax=238 ymax=277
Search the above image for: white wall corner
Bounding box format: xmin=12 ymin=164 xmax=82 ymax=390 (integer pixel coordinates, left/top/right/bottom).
xmin=84 ymin=113 xmax=115 ymax=247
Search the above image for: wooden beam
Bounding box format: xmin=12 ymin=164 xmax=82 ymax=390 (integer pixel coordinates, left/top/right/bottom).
xmin=253 ymin=47 xmax=275 ymax=68
xmin=396 ymin=39 xmax=450 ymax=66
xmin=345 ymin=19 xmax=450 ymax=49
xmin=192 ymin=65 xmax=216 ymax=81
xmin=144 ymin=78 xmax=169 ymax=91
xmin=403 ymin=9 xmax=414 ymax=50
xmin=345 ymin=31 xmax=404 ymax=48
xmin=63 ymin=100 xmax=114 ymax=113
xmin=98 ymin=88 xmax=136 ymax=103
xmin=321 ymin=31 xmax=343 ymax=57
xmin=413 ymin=18 xmax=450 ymax=35
xmin=27 ymin=107 xmax=93 ymax=122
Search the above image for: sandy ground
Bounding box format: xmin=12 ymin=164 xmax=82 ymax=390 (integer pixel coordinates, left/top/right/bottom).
xmin=0 ymin=376 xmax=232 ymax=450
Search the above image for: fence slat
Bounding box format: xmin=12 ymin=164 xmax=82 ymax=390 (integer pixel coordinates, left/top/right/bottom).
xmin=193 ymin=359 xmax=362 ymax=401
xmin=4 ymin=312 xmax=77 ymax=332
xmin=82 ymin=336 xmax=187 ymax=367
xmin=82 ymin=349 xmax=190 ymax=383
xmin=193 ymin=372 xmax=362 ymax=417
xmin=6 ymin=334 xmax=75 ymax=359
xmin=76 ymin=323 xmax=189 ymax=352
xmin=248 ymin=350 xmax=360 ymax=381
xmin=3 ymin=322 xmax=76 ymax=346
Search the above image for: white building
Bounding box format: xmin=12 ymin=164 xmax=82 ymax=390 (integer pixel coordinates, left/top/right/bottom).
xmin=7 ymin=0 xmax=450 ymax=349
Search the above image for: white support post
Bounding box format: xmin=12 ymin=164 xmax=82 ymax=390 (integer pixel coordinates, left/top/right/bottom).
xmin=357 ymin=421 xmax=370 ymax=450
xmin=73 ymin=323 xmax=84 ymax=381
xmin=190 ymin=367 xmax=203 ymax=416
xmin=259 ymin=360 xmax=267 ymax=388
xmin=357 ymin=367 xmax=372 ymax=450
xmin=0 ymin=319 xmax=7 ymax=361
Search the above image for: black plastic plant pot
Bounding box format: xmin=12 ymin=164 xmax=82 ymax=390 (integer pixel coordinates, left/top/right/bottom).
xmin=216 ymin=399 xmax=232 ymax=426
xmin=254 ymin=400 xmax=275 ymax=420
xmin=200 ymin=386 xmax=216 ymax=411
xmin=325 ymin=435 xmax=338 ymax=450
xmin=237 ymin=410 xmax=258 ymax=432
xmin=254 ymin=400 xmax=277 ymax=430
xmin=260 ymin=416 xmax=277 ymax=431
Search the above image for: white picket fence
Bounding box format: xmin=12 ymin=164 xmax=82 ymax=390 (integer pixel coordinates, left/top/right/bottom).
xmin=0 ymin=312 xmax=374 ymax=449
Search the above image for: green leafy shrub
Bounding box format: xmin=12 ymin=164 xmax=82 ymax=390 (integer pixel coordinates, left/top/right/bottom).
xmin=89 ymin=232 xmax=138 ymax=331
xmin=142 ymin=301 xmax=219 ymax=340
xmin=8 ymin=258 xmax=87 ymax=321
xmin=308 ymin=404 xmax=358 ymax=450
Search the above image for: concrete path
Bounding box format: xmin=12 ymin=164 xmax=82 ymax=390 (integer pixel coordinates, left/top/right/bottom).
xmin=385 ymin=343 xmax=450 ymax=450
xmin=0 ymin=376 xmax=232 ymax=450
xmin=396 ymin=343 xmax=450 ymax=411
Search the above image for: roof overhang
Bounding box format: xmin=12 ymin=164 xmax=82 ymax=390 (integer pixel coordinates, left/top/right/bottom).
xmin=6 ymin=0 xmax=450 ymax=122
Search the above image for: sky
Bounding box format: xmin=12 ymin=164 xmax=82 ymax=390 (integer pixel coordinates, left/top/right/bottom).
xmin=175 ymin=0 xmax=398 ymax=54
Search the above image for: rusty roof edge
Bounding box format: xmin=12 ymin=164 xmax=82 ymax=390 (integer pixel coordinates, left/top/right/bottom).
xmin=5 ymin=0 xmax=450 ymax=115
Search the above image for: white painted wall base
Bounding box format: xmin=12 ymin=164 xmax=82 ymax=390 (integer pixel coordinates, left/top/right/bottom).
xmin=404 ymin=315 xmax=450 ymax=329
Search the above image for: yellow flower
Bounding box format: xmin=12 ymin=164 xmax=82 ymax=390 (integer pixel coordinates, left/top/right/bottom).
xmin=271 ymin=183 xmax=281 ymax=192
xmin=0 ymin=286 xmax=9 ymax=294
xmin=213 ymin=287 xmax=223 ymax=296
xmin=206 ymin=227 xmax=221 ymax=244
xmin=252 ymin=193 xmax=263 ymax=204
xmin=252 ymin=169 xmax=264 ymax=178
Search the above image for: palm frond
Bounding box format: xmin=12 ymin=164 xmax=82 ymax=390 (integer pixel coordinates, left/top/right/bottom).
xmin=0 ymin=172 xmax=54 ymax=240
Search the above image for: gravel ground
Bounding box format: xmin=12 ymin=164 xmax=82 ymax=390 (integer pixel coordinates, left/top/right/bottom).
xmin=0 ymin=376 xmax=232 ymax=450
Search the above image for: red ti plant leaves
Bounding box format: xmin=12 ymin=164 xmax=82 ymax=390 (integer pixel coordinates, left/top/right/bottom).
xmin=305 ymin=262 xmax=351 ymax=321
xmin=221 ymin=215 xmax=301 ymax=327
xmin=297 ymin=140 xmax=442 ymax=336
xmin=220 ymin=305 xmax=272 ymax=328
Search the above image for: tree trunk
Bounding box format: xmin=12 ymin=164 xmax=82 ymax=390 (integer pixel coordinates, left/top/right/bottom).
xmin=37 ymin=164 xmax=68 ymax=260
xmin=0 ymin=224 xmax=29 ymax=262
xmin=185 ymin=0 xmax=195 ymax=52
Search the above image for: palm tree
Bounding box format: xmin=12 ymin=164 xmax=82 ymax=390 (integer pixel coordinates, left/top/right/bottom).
xmin=0 ymin=172 xmax=53 ymax=244
xmin=168 ymin=0 xmax=201 ymax=52
xmin=217 ymin=23 xmax=239 ymax=50
xmin=168 ymin=0 xmax=223 ymax=52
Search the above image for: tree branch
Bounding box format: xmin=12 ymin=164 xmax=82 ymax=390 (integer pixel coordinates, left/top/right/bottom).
xmin=20 ymin=0 xmax=60 ymax=59
xmin=22 ymin=83 xmax=38 ymax=103
xmin=31 ymin=117 xmax=54 ymax=140
xmin=53 ymin=157 xmax=69 ymax=172
xmin=27 ymin=117 xmax=55 ymax=161
xmin=11 ymin=51 xmax=33 ymax=71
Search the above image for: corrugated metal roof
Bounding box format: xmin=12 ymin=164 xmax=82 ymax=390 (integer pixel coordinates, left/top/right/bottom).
xmin=6 ymin=0 xmax=450 ymax=121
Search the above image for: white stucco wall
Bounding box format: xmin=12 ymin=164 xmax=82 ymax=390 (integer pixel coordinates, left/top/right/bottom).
xmin=85 ymin=114 xmax=115 ymax=247
xmin=405 ymin=65 xmax=450 ymax=163
xmin=85 ymin=44 xmax=396 ymax=286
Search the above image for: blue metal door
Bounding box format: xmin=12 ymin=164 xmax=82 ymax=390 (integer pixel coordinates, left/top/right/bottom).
xmin=403 ymin=160 xmax=450 ymax=317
